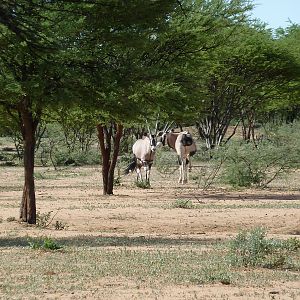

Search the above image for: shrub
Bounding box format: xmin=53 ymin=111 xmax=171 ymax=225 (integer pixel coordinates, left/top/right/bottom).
xmin=36 ymin=122 xmax=100 ymax=167
xmin=71 ymin=149 xmax=100 ymax=165
xmin=36 ymin=211 xmax=53 ymax=228
xmin=118 ymin=154 xmax=133 ymax=168
xmin=135 ymin=181 xmax=151 ymax=189
xmin=172 ymin=199 xmax=194 ymax=209
xmin=220 ymin=139 xmax=300 ymax=188
xmin=52 ymin=148 xmax=100 ymax=166
xmin=228 ymin=227 xmax=300 ymax=269
xmin=228 ymin=227 xmax=269 ymax=267
xmin=210 ymin=122 xmax=300 ymax=188
xmin=28 ymin=237 xmax=62 ymax=251
xmin=220 ymin=143 xmax=266 ymax=187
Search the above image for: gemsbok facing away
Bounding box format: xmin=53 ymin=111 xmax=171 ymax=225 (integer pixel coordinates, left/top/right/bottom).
xmin=124 ymin=129 xmax=160 ymax=185
xmin=159 ymin=127 xmax=197 ymax=184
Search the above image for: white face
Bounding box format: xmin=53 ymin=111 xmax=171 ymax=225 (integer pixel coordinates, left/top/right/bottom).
xmin=149 ymin=134 xmax=156 ymax=152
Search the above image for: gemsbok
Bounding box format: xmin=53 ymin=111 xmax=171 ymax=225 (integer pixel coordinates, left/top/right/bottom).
xmin=124 ymin=130 xmax=160 ymax=185
xmin=159 ymin=128 xmax=197 ymax=184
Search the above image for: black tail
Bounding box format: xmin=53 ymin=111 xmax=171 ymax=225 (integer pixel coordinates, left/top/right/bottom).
xmin=124 ymin=156 xmax=137 ymax=174
xmin=190 ymin=150 xmax=196 ymax=156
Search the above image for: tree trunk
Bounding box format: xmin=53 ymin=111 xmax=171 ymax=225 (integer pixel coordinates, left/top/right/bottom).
xmin=18 ymin=98 xmax=39 ymax=224
xmin=97 ymin=123 xmax=123 ymax=195
xmin=241 ymin=110 xmax=257 ymax=146
xmin=107 ymin=124 xmax=123 ymax=194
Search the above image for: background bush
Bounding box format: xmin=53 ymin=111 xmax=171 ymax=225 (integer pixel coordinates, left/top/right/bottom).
xmin=218 ymin=122 xmax=300 ymax=187
xmin=37 ymin=123 xmax=100 ymax=167
xmin=228 ymin=227 xmax=300 ymax=270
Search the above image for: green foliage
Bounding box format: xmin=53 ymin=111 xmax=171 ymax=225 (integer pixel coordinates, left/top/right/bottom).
xmin=0 ymin=149 xmax=18 ymax=166
xmin=219 ymin=122 xmax=300 ymax=187
xmin=201 ymin=265 xmax=232 ymax=285
xmin=195 ymin=20 xmax=300 ymax=147
xmin=281 ymin=237 xmax=300 ymax=252
xmin=228 ymin=227 xmax=269 ymax=267
xmin=37 ymin=122 xmax=99 ymax=167
xmin=171 ymin=199 xmax=194 ymax=209
xmin=28 ymin=237 xmax=62 ymax=251
xmin=228 ymin=227 xmax=300 ymax=269
xmin=135 ymin=181 xmax=151 ymax=189
xmin=118 ymin=153 xmax=133 ymax=167
xmin=53 ymin=148 xmax=100 ymax=167
xmin=271 ymin=25 xmax=300 ymax=119
xmin=221 ymin=143 xmax=265 ymax=187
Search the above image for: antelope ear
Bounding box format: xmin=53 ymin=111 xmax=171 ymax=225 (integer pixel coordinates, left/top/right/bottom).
xmin=157 ymin=131 xmax=164 ymax=136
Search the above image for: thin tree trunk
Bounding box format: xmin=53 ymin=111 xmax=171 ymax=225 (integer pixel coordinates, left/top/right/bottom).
xmin=97 ymin=123 xmax=123 ymax=195
xmin=19 ymin=98 xmax=39 ymax=224
xmin=107 ymin=124 xmax=123 ymax=194
xmin=97 ymin=124 xmax=111 ymax=195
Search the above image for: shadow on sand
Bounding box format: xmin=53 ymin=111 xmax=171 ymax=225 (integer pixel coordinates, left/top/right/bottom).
xmin=0 ymin=234 xmax=221 ymax=249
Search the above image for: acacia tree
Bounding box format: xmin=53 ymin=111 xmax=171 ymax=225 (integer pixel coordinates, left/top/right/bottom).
xmin=0 ymin=1 xmax=63 ymax=223
xmin=195 ymin=24 xmax=300 ymax=148
xmin=0 ymin=0 xmax=87 ymax=223
xmin=145 ymin=0 xmax=256 ymax=132
xmin=267 ymin=24 xmax=300 ymax=123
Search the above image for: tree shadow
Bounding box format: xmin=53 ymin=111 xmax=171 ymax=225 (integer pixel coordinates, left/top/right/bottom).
xmin=0 ymin=234 xmax=221 ymax=249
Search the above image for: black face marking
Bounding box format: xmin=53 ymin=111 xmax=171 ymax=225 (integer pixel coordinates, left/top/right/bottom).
xmin=160 ymin=133 xmax=166 ymax=146
xmin=150 ymin=134 xmax=156 ymax=147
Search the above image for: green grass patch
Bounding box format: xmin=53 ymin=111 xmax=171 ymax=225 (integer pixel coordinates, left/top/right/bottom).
xmin=28 ymin=237 xmax=63 ymax=251
xmin=135 ymin=181 xmax=151 ymax=189
xmin=228 ymin=227 xmax=300 ymax=270
xmin=171 ymin=199 xmax=194 ymax=209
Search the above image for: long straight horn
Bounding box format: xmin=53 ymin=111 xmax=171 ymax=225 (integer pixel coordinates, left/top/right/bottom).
xmin=155 ymin=113 xmax=160 ymax=135
xmin=155 ymin=120 xmax=159 ymax=135
xmin=146 ymin=120 xmax=151 ymax=135
xmin=166 ymin=121 xmax=174 ymax=132
xmin=163 ymin=122 xmax=169 ymax=133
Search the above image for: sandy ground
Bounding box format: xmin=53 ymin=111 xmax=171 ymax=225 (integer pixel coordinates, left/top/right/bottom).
xmin=0 ymin=165 xmax=299 ymax=299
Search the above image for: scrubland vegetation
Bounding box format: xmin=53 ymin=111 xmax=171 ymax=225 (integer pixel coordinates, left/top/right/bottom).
xmin=0 ymin=0 xmax=299 ymax=298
